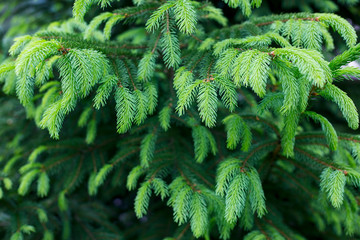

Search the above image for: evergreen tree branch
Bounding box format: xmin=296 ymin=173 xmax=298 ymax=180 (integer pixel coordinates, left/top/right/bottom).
xmin=294 ymin=147 xmax=347 ymax=174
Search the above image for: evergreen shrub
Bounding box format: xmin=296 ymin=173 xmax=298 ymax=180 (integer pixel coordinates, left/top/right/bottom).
xmin=0 ymin=0 xmax=360 ymax=239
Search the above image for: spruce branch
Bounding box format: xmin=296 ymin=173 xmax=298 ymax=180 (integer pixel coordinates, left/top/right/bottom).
xmin=2 ymin=1 xmax=360 ymax=239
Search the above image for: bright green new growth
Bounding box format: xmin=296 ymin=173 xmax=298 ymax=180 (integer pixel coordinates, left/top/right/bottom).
xmin=320 ymin=168 xmax=347 ymax=208
xmin=1 ymin=0 xmax=360 ymax=239
xmin=222 ymin=0 xmax=260 ymax=16
xmin=223 ymin=114 xmax=252 ymax=151
xmin=115 ymin=87 xmax=136 ymax=133
xmin=192 ymin=125 xmax=218 ymax=163
xmin=320 ymin=83 xmax=359 ymax=130
xmin=304 ymin=111 xmax=338 ymax=150
xmin=197 ymin=82 xmax=218 ymax=127
xmin=224 ymin=173 xmax=249 ymax=223
xmin=140 ymin=132 xmax=157 ymax=167
xmin=247 ymin=167 xmax=266 ymax=218
xmin=173 ymin=0 xmax=197 ymax=34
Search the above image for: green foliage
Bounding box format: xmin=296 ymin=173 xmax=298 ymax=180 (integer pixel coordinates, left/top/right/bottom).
xmin=140 ymin=132 xmax=157 ymax=167
xmin=224 ymin=172 xmax=249 ymax=223
xmin=0 ymin=62 xmax=15 ymax=79
xmin=247 ymin=167 xmax=266 ymax=218
xmin=1 ymin=0 xmax=360 ymax=239
xmin=273 ymin=47 xmax=330 ymax=88
xmin=93 ymin=74 xmax=117 ymax=109
xmin=197 ymin=82 xmax=218 ymax=127
xmin=18 ymin=170 xmax=40 ymax=196
xmin=138 ymin=51 xmax=157 ymax=82
xmin=161 ymin=29 xmax=181 ymax=69
xmin=73 ymin=0 xmax=96 ymax=21
xmin=329 ymin=43 xmax=360 ymax=70
xmin=318 ymin=13 xmax=357 ymax=47
xmin=192 ymin=125 xmax=217 ymax=163
xmin=8 ymin=35 xmax=33 ymax=56
xmin=173 ymin=0 xmax=197 ymax=34
xmin=231 ymin=50 xmax=271 ymax=97
xmin=222 ymin=0 xmax=255 ymax=16
xmin=159 ymin=104 xmax=172 ymax=131
xmin=223 ymin=114 xmax=252 ymax=151
xmin=15 ymin=39 xmax=61 ymax=105
xmin=303 ymin=111 xmax=338 ymax=150
xmin=190 ymin=192 xmax=208 ymax=237
xmin=134 ymin=181 xmax=152 ymax=218
xmin=320 ymin=168 xmax=347 ymax=208
xmin=115 ymin=87 xmax=136 ymax=133
xmin=146 ymin=2 xmax=175 ymax=33
xmin=84 ymin=12 xmax=114 ymax=39
xmin=320 ymin=83 xmax=359 ymax=129
xmin=37 ymin=172 xmax=50 ymax=197
xmin=281 ymin=110 xmax=300 ymax=157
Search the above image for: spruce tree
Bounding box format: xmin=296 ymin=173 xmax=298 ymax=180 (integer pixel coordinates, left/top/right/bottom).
xmin=0 ymin=0 xmax=360 ymax=239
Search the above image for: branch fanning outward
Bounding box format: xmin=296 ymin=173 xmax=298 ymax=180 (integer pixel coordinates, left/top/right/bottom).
xmin=2 ymin=1 xmax=360 ymax=239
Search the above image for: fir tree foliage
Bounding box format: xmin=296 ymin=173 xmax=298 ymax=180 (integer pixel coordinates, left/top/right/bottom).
xmin=1 ymin=0 xmax=360 ymax=239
